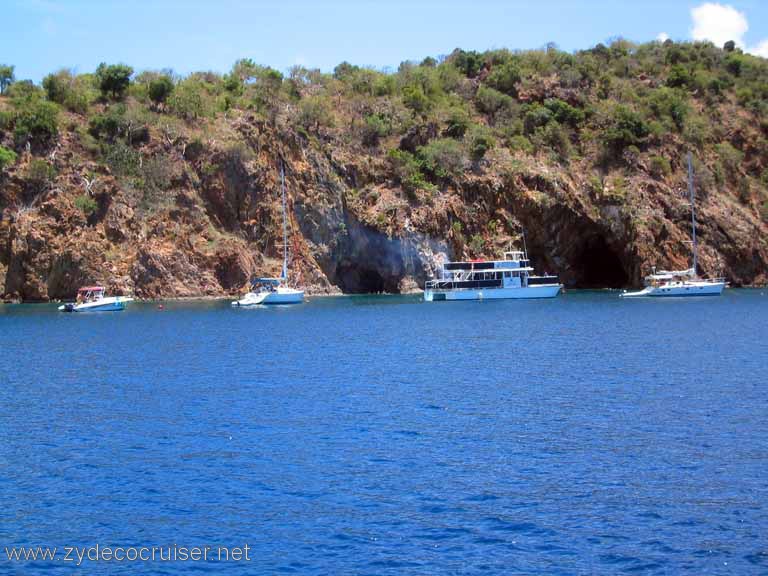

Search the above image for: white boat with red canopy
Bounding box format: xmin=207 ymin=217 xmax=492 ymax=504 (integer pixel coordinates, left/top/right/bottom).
xmin=58 ymin=286 xmax=133 ymax=312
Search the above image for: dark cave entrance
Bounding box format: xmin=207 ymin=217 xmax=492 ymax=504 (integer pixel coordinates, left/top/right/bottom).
xmin=335 ymin=262 xmax=392 ymax=294
xmin=576 ymin=235 xmax=629 ymax=288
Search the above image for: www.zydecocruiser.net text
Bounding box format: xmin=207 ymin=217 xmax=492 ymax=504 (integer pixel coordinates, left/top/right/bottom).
xmin=4 ymin=544 xmax=252 ymax=566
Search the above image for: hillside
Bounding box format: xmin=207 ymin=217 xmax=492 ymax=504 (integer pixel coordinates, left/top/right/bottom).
xmin=1 ymin=39 xmax=767 ymax=301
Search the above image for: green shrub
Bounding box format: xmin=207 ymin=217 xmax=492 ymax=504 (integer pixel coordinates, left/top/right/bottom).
xmin=24 ymin=158 xmax=57 ymax=191
xmin=296 ymin=95 xmax=334 ymax=133
xmin=387 ymin=148 xmax=434 ymax=193
xmin=538 ymin=121 xmax=571 ymax=160
xmin=467 ymin=126 xmax=495 ymax=160
xmin=666 ymin=64 xmax=690 ymax=88
xmin=88 ymin=105 xmax=126 ymax=141
xmin=402 ymin=84 xmax=431 ymax=115
xmin=74 ymin=194 xmax=98 ymax=215
xmin=683 ymin=114 xmax=711 ymax=147
xmin=443 ymin=106 xmax=470 ymax=138
xmin=0 ymin=145 xmax=17 ymax=171
xmin=418 ymin=138 xmax=468 ymax=177
xmin=725 ymin=54 xmax=744 ymax=76
xmin=544 ymin=98 xmax=585 ymax=127
xmin=13 ymin=98 xmax=59 ymax=147
xmin=451 ymin=49 xmax=483 ymax=78
xmin=361 ymin=113 xmax=391 ymax=146
xmin=148 ymin=75 xmax=174 ymax=105
xmin=169 ymin=80 xmax=211 ymax=120
xmin=475 ymin=85 xmax=513 ymax=121
xmin=649 ymin=155 xmax=671 ymax=178
xmin=104 ymin=141 xmax=140 ymax=176
xmin=42 ymin=69 xmax=74 ymax=104
xmin=469 ymin=234 xmax=485 ymax=255
xmin=508 ymin=134 xmax=533 ymax=153
xmin=523 ymin=104 xmax=553 ymax=135
xmin=6 ymin=80 xmax=42 ymax=101
xmin=142 ymin=154 xmax=174 ymax=192
xmin=647 ymin=87 xmax=688 ymax=130
xmin=373 ymin=75 xmax=396 ymax=96
xmin=716 ymin=142 xmax=743 ymax=176
xmin=601 ymin=105 xmax=649 ymax=156
xmin=485 ymin=61 xmax=521 ymax=96
xmin=0 ymin=108 xmax=12 ymax=131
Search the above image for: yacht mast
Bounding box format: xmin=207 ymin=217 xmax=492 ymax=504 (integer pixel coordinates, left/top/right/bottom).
xmin=280 ymin=161 xmax=288 ymax=281
xmin=687 ymin=152 xmax=698 ymax=275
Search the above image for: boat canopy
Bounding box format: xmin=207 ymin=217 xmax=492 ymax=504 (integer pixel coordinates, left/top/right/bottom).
xmin=78 ymin=286 xmax=105 ymax=292
xmin=250 ymin=278 xmax=281 ymax=286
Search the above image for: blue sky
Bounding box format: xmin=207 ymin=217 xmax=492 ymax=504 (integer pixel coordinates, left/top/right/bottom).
xmin=3 ymin=0 xmax=768 ymax=82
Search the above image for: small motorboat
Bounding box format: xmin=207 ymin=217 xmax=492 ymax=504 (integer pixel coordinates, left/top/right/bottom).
xmin=58 ymin=286 xmax=133 ymax=312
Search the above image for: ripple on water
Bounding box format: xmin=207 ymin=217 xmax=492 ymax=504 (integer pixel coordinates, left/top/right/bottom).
xmin=1 ymin=292 xmax=767 ymax=575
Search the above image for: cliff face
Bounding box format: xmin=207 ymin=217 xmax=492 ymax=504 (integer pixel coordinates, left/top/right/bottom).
xmin=1 ymin=110 xmax=765 ymax=301
xmin=1 ymin=43 xmax=767 ymax=300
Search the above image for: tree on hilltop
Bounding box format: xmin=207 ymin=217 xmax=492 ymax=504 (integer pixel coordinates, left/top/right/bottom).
xmin=95 ymin=63 xmax=133 ymax=100
xmin=0 ymin=64 xmax=14 ymax=94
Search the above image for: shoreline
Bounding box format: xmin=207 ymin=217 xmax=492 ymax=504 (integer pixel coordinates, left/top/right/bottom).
xmin=3 ymin=286 xmax=766 ymax=305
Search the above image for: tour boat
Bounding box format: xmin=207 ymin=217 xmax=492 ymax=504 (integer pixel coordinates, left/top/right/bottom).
xmin=58 ymin=286 xmax=133 ymax=312
xmin=232 ymin=163 xmax=304 ymax=307
xmin=423 ymin=250 xmax=562 ymax=302
xmin=621 ymin=153 xmax=726 ymax=298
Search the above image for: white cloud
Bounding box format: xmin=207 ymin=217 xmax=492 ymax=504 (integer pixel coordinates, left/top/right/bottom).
xmin=690 ymin=2 xmax=768 ymax=58
xmin=750 ymin=39 xmax=768 ymax=58
xmin=691 ymin=2 xmax=748 ymax=47
xmin=657 ymin=32 xmax=670 ymax=42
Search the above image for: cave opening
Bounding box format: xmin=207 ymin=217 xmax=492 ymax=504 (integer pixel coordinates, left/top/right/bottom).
xmin=577 ymin=235 xmax=629 ymax=288
xmin=335 ymin=262 xmax=393 ymax=294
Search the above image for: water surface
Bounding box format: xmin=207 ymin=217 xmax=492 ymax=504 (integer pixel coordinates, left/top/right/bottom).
xmin=1 ymin=290 xmax=767 ymax=574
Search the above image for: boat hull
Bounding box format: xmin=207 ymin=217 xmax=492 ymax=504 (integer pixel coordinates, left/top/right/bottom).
xmin=232 ymin=288 xmax=304 ymax=307
xmin=58 ymin=297 xmax=133 ymax=312
xmin=621 ymin=281 xmax=725 ymax=298
xmin=424 ymin=284 xmax=561 ymax=302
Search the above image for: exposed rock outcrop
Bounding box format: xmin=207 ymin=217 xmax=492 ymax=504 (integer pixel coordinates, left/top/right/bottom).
xmin=1 ymin=109 xmax=766 ymax=301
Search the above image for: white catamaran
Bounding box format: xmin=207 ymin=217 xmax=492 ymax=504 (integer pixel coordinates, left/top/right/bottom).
xmin=424 ymin=249 xmax=562 ymax=302
xmin=232 ymin=163 xmax=304 ymax=307
xmin=621 ymin=153 xmax=726 ymax=298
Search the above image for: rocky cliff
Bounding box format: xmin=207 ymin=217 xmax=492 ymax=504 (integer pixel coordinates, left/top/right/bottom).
xmin=1 ymin=42 xmax=767 ymax=301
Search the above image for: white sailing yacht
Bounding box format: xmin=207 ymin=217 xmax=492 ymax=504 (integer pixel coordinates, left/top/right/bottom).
xmin=232 ymin=163 xmax=304 ymax=307
xmin=621 ymin=153 xmax=726 ymax=298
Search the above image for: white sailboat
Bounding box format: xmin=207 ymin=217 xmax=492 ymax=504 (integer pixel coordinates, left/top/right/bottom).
xmin=232 ymin=163 xmax=304 ymax=307
xmin=621 ymin=153 xmax=726 ymax=298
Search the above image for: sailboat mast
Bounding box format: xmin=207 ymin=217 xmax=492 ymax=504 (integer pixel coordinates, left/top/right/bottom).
xmin=280 ymin=161 xmax=288 ymax=281
xmin=687 ymin=152 xmax=698 ymax=275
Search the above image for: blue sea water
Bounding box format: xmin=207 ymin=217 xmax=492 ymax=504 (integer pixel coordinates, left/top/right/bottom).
xmin=1 ymin=290 xmax=767 ymax=575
